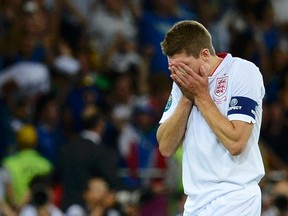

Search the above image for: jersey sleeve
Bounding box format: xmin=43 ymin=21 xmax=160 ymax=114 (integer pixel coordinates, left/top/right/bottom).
xmin=159 ymin=82 xmax=182 ymax=124
xmin=227 ymin=60 xmax=265 ymax=123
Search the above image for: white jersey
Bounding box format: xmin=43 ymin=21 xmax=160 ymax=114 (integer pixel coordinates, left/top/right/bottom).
xmin=159 ymin=53 xmax=265 ymax=215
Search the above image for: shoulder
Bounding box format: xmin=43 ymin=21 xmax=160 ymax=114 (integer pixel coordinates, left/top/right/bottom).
xmin=2 ymin=154 xmax=19 ymax=167
xmin=230 ymin=57 xmax=263 ymax=81
xmin=233 ymin=57 xmax=260 ymax=73
xmin=31 ymin=151 xmax=52 ymax=167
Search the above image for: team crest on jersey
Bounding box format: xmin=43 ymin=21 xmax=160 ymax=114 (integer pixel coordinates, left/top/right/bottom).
xmin=164 ymin=94 xmax=172 ymax=112
xmin=215 ymin=76 xmax=228 ymax=97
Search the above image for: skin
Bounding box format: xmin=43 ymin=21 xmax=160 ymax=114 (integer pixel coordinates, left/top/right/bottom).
xmin=157 ymin=49 xmax=253 ymax=157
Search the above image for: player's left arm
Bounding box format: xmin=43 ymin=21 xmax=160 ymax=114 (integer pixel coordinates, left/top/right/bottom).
xmin=196 ymin=97 xmax=253 ymax=156
xmin=172 ymin=61 xmax=264 ymax=156
xmin=199 ymin=65 xmax=263 ymax=156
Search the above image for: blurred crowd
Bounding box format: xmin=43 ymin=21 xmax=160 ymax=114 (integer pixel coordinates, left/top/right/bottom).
xmin=0 ymin=0 xmax=288 ymax=215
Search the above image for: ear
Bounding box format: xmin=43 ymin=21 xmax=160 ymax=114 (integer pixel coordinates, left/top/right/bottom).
xmin=200 ymin=49 xmax=210 ymax=61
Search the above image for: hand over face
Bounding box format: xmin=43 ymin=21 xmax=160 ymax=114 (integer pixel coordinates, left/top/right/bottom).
xmin=169 ymin=62 xmax=209 ymax=101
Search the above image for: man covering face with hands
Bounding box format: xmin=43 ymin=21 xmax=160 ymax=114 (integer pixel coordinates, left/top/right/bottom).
xmin=157 ymin=20 xmax=265 ymax=216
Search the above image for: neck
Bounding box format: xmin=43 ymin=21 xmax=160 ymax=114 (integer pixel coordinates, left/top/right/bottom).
xmin=208 ymin=56 xmax=223 ymax=77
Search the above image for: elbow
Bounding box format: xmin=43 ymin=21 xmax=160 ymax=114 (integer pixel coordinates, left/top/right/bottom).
xmin=157 ymin=129 xmax=170 ymax=157
xmin=229 ymin=148 xmax=242 ymax=156
xmin=157 ymin=137 xmax=175 ymax=157
xmin=157 ymin=136 xmax=174 ymax=157
xmin=159 ymin=145 xmax=174 ymax=157
xmin=156 ymin=125 xmax=178 ymax=157
xmin=227 ymin=142 xmax=245 ymax=156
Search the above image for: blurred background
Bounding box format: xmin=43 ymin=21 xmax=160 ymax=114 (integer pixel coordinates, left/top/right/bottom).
xmin=0 ymin=0 xmax=288 ymax=215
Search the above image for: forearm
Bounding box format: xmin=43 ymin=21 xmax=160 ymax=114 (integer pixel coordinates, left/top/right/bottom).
xmin=157 ymin=97 xmax=193 ymax=157
xmin=195 ymin=95 xmax=252 ymax=155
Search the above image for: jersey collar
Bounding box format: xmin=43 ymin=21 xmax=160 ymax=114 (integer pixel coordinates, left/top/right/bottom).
xmin=209 ymin=53 xmax=232 ymax=77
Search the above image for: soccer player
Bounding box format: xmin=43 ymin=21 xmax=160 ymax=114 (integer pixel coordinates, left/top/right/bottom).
xmin=157 ymin=20 xmax=265 ymax=215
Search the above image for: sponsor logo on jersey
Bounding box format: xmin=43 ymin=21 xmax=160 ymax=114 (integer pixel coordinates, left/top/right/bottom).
xmin=228 ymin=98 xmax=242 ymax=111
xmin=164 ymin=94 xmax=172 ymax=112
xmin=228 ymin=105 xmax=242 ymax=111
xmin=230 ymin=98 xmax=238 ymax=106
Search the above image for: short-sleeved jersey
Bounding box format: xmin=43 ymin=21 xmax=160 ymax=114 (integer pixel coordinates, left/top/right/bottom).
xmin=3 ymin=150 xmax=52 ymax=206
xmin=159 ymin=53 xmax=265 ymax=215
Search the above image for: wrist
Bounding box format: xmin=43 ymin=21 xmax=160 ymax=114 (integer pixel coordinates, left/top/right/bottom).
xmin=195 ymin=94 xmax=213 ymax=108
xmin=181 ymin=96 xmax=194 ymax=107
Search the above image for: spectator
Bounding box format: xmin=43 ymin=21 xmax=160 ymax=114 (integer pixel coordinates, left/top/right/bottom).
xmin=138 ymin=0 xmax=196 ymax=76
xmin=148 ymin=73 xmax=173 ymax=123
xmin=19 ymin=174 xmax=63 ymax=216
xmin=0 ymin=0 xmax=25 ymax=66
xmin=0 ymin=80 xmax=19 ymax=161
xmin=10 ymin=1 xmax=50 ymax=65
xmin=109 ymin=74 xmax=138 ymax=131
xmin=262 ymin=179 xmax=288 ymax=216
xmin=64 ymin=75 xmax=107 ymax=132
xmin=261 ymin=102 xmax=288 ymax=164
xmin=66 ymin=177 xmax=125 ymax=216
xmin=87 ymin=0 xmax=141 ymax=84
xmin=117 ymin=99 xmax=167 ymax=190
xmin=34 ymin=92 xmax=67 ymax=165
xmin=2 ymin=124 xmax=53 ymax=210
xmin=0 ymin=61 xmax=50 ymax=99
xmin=87 ymin=0 xmax=139 ymax=54
xmin=56 ymin=106 xmax=121 ymax=211
xmin=59 ymin=0 xmax=97 ymax=52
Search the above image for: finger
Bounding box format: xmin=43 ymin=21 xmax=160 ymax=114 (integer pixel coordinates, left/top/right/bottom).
xmin=170 ymin=66 xmax=186 ymax=87
xmin=178 ymin=62 xmax=192 ymax=72
xmin=169 ymin=64 xmax=178 ymax=76
xmin=170 ymin=62 xmax=187 ymax=75
xmin=178 ymin=62 xmax=198 ymax=79
xmin=168 ymin=62 xmax=173 ymax=71
xmin=176 ymin=66 xmax=186 ymax=77
xmin=173 ymin=64 xmax=187 ymax=78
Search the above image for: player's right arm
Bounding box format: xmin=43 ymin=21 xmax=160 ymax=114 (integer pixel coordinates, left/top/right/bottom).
xmin=157 ymin=96 xmax=193 ymax=157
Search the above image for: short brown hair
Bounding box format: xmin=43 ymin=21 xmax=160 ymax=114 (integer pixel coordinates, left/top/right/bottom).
xmin=161 ymin=20 xmax=215 ymax=58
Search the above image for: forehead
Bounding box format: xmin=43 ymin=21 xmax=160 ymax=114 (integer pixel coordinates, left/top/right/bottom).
xmin=168 ymin=52 xmax=197 ymax=64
